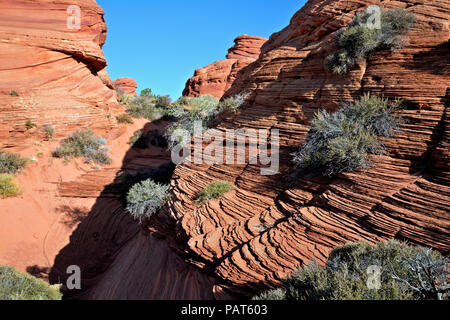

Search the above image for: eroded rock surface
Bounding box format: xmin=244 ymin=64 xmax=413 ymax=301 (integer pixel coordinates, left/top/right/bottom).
xmin=0 ymin=0 xmax=121 ymax=149
xmin=169 ymin=0 xmax=450 ymax=296
xmin=182 ymin=35 xmax=267 ymax=98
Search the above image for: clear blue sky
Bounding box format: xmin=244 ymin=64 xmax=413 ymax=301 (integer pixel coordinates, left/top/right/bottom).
xmin=97 ymin=0 xmax=305 ymax=99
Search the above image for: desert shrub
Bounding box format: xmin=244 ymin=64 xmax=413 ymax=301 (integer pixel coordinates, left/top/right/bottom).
xmin=116 ymin=114 xmax=134 ymax=124
xmin=140 ymin=88 xmax=154 ymax=97
xmin=42 ymin=124 xmax=55 ymax=140
xmin=292 ymin=94 xmax=401 ymax=177
xmin=0 ymin=174 xmax=22 ymax=199
xmin=53 ymin=129 xmax=111 ymax=165
xmin=326 ymin=6 xmax=416 ymax=75
xmin=166 ymin=93 xmax=246 ymax=149
xmin=196 ymin=181 xmax=234 ymax=203
xmin=0 ymin=152 xmax=29 ymax=175
xmin=25 ymin=120 xmax=36 ymax=130
xmin=126 ymin=179 xmax=170 ymax=223
xmin=0 ymin=265 xmax=62 ymax=300
xmin=255 ymin=240 xmax=449 ymax=300
xmin=155 ymin=95 xmax=172 ymax=108
xmin=9 ymin=91 xmax=18 ymax=97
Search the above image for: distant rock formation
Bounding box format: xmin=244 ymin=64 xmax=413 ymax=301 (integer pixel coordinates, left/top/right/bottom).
xmin=182 ymin=35 xmax=267 ymax=98
xmin=0 ymin=0 xmax=121 ymax=148
xmin=113 ymin=78 xmax=138 ymax=96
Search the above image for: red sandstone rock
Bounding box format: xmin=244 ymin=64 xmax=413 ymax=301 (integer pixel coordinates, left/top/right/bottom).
xmin=113 ymin=78 xmax=138 ymax=96
xmin=169 ymin=0 xmax=450 ymax=296
xmin=182 ymin=35 xmax=267 ymax=98
xmin=0 ymin=0 xmax=122 ymax=148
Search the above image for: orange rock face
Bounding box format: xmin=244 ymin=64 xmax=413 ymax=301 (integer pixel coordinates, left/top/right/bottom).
xmin=168 ymin=0 xmax=450 ymax=296
xmin=182 ymin=35 xmax=267 ymax=98
xmin=113 ymin=77 xmax=138 ymax=96
xmin=0 ymin=0 xmax=121 ymax=149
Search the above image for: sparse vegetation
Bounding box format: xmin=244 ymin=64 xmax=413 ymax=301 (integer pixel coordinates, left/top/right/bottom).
xmin=126 ymin=179 xmax=170 ymax=223
xmin=42 ymin=124 xmax=55 ymax=140
xmin=118 ymin=89 xmax=172 ymax=121
xmin=25 ymin=120 xmax=36 ymax=130
xmin=196 ymin=181 xmax=235 ymax=203
xmin=326 ymin=6 xmax=416 ymax=75
xmin=166 ymin=93 xmax=247 ymax=149
xmin=254 ymin=240 xmax=449 ymax=301
xmin=9 ymin=91 xmax=18 ymax=97
xmin=116 ymin=113 xmax=134 ymax=124
xmin=0 ymin=265 xmax=62 ymax=300
xmin=53 ymin=129 xmax=112 ymax=165
xmin=0 ymin=151 xmax=29 ymax=175
xmin=292 ymin=94 xmax=402 ymax=177
xmin=0 ymin=174 xmax=22 ymax=199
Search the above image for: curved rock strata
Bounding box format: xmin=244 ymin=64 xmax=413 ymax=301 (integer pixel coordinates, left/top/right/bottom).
xmin=169 ymin=0 xmax=450 ymax=296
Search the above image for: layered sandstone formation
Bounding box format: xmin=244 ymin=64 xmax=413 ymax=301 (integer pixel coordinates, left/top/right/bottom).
xmin=182 ymin=35 xmax=267 ymax=98
xmin=48 ymin=0 xmax=449 ymax=300
xmin=169 ymin=0 xmax=450 ymax=296
xmin=0 ymin=0 xmax=121 ymax=149
xmin=113 ymin=77 xmax=138 ymax=96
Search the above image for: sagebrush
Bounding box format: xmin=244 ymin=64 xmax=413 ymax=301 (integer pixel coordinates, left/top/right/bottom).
xmin=326 ymin=6 xmax=416 ymax=75
xmin=165 ymin=93 xmax=247 ymax=150
xmin=0 ymin=151 xmax=28 ymax=175
xmin=126 ymin=179 xmax=170 ymax=223
xmin=292 ymin=94 xmax=402 ymax=177
xmin=254 ymin=240 xmax=449 ymax=301
xmin=53 ymin=129 xmax=111 ymax=165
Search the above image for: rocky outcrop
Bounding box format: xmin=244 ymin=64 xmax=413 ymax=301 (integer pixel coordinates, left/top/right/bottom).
xmin=169 ymin=0 xmax=450 ymax=296
xmin=113 ymin=78 xmax=138 ymax=96
xmin=0 ymin=0 xmax=121 ymax=149
xmin=182 ymin=35 xmax=267 ymax=98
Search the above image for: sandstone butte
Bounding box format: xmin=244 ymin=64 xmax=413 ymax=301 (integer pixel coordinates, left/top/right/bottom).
xmin=0 ymin=0 xmax=449 ymax=301
xmin=182 ymin=34 xmax=267 ymax=98
xmin=113 ymin=77 xmax=138 ymax=96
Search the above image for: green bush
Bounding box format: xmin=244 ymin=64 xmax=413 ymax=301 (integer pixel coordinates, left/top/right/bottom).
xmin=140 ymin=88 xmax=154 ymax=97
xmin=196 ymin=181 xmax=234 ymax=203
xmin=255 ymin=240 xmax=449 ymax=300
xmin=0 ymin=151 xmax=28 ymax=175
xmin=0 ymin=266 xmax=62 ymax=300
xmin=292 ymin=94 xmax=401 ymax=177
xmin=126 ymin=179 xmax=170 ymax=223
xmin=0 ymin=174 xmax=22 ymax=199
xmin=9 ymin=91 xmax=18 ymax=97
xmin=166 ymin=93 xmax=246 ymax=149
xmin=326 ymin=6 xmax=416 ymax=75
xmin=42 ymin=124 xmax=55 ymax=140
xmin=53 ymin=129 xmax=112 ymax=165
xmin=116 ymin=114 xmax=134 ymax=124
xmin=25 ymin=120 xmax=36 ymax=130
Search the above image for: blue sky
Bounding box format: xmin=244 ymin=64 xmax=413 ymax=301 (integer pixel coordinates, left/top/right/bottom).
xmin=97 ymin=0 xmax=305 ymax=99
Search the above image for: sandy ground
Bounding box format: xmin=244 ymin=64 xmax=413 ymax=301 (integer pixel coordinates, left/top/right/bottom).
xmin=0 ymin=119 xmax=149 ymax=277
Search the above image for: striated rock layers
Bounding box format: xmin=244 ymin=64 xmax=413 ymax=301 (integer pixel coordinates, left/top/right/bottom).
xmin=113 ymin=77 xmax=138 ymax=96
xmin=169 ymin=0 xmax=450 ymax=296
xmin=182 ymin=35 xmax=267 ymax=98
xmin=0 ymin=0 xmax=121 ymax=149
xmin=48 ymin=0 xmax=449 ymax=300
